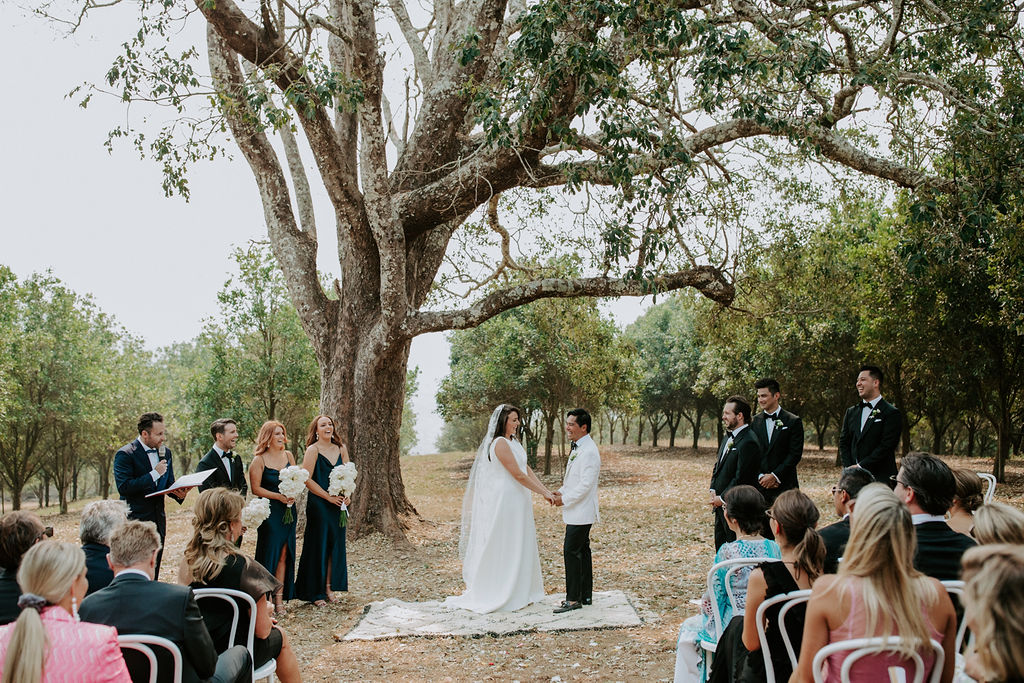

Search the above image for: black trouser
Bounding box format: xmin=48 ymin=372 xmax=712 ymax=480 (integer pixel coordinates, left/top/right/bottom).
xmin=563 ymin=524 xmax=593 ymax=604
xmin=714 ymin=507 xmax=736 ymax=551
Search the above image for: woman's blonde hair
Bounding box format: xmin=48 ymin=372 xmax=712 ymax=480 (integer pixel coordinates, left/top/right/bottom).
xmin=184 ymin=488 xmax=244 ymax=584
xmin=3 ymin=542 xmax=86 ymax=683
xmin=962 ymin=544 xmax=1024 ymax=682
xmin=972 ymin=502 xmax=1024 ymax=545
xmin=833 ymin=483 xmax=938 ymax=658
xmin=253 ymin=420 xmax=287 ymax=458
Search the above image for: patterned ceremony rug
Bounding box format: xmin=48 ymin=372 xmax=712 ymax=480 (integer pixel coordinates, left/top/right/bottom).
xmin=342 ymin=590 xmax=642 ymax=640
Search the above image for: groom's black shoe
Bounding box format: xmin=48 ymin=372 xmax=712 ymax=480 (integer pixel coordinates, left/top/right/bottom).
xmin=582 ymin=598 xmax=592 ymax=605
xmin=553 ymin=601 xmax=582 ymax=614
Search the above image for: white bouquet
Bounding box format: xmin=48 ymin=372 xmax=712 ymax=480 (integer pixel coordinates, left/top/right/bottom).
xmin=328 ymin=461 xmax=358 ymax=527
xmin=278 ymin=465 xmax=310 ymax=524
xmin=241 ymin=497 xmax=271 ymax=530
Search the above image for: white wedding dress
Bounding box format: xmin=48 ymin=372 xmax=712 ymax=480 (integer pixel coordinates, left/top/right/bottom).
xmin=446 ymin=435 xmax=545 ymax=613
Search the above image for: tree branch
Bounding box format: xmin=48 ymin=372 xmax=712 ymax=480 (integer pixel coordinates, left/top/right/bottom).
xmin=387 ymin=0 xmax=434 ymax=87
xmin=403 ymin=266 xmax=735 ymax=336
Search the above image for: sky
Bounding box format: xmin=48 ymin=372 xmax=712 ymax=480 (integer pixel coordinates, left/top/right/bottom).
xmin=0 ymin=3 xmax=650 ymax=453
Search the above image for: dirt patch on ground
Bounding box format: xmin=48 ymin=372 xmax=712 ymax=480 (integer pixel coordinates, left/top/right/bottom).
xmin=36 ymin=446 xmax=1023 ymax=681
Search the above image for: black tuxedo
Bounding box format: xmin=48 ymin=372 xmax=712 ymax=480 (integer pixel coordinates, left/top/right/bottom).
xmin=710 ymin=425 xmax=762 ymax=549
xmin=913 ymin=521 xmax=977 ymax=581
xmin=750 ymin=408 xmax=804 ymax=501
xmin=838 ymin=398 xmax=901 ymax=483
xmin=0 ymin=569 xmax=20 ymax=626
xmin=113 ymin=439 xmax=182 ymax=577
xmin=818 ymin=517 xmax=850 ymax=574
xmin=196 ymin=448 xmax=247 ymax=496
xmin=79 ymin=573 xmax=250 ymax=683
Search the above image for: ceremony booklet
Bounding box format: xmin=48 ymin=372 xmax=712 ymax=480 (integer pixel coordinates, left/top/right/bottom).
xmin=145 ymin=469 xmax=214 ymax=498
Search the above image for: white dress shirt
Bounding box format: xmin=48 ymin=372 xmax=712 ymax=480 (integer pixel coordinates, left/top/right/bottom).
xmin=860 ymin=396 xmax=882 ymax=429
xmin=138 ymin=438 xmax=161 ymax=482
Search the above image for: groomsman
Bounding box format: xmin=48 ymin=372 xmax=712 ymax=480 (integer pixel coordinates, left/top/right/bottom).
xmin=196 ymin=418 xmax=247 ymax=495
xmin=553 ymin=408 xmax=601 ymax=614
xmin=751 ymin=378 xmax=804 ymax=504
xmin=838 ymin=365 xmax=902 ymax=485
xmin=113 ymin=412 xmax=188 ymax=578
xmin=709 ymin=396 xmax=761 ymax=549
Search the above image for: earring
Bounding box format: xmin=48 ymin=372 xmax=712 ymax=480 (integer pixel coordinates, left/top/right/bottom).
xmin=72 ymin=596 xmax=80 ymax=622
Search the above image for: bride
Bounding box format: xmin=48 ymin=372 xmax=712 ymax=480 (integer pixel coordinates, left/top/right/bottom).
xmin=446 ymin=404 xmax=555 ymax=613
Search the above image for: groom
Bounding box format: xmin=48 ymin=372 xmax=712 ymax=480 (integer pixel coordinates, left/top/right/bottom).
xmin=553 ymin=408 xmax=601 ymax=614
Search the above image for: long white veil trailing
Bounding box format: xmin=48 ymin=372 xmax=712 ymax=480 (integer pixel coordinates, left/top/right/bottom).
xmin=458 ymin=404 xmax=504 ymax=560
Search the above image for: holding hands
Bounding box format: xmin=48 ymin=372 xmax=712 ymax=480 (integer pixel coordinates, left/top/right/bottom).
xmin=544 ymin=490 xmax=564 ymax=506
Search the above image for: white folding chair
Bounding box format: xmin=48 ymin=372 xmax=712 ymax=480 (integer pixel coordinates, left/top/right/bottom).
xmin=977 ymin=472 xmax=996 ymax=503
xmin=193 ymin=588 xmax=277 ymax=682
xmin=755 ymin=588 xmax=812 ymax=683
xmin=940 ymin=580 xmax=970 ymax=653
xmin=811 ymin=636 xmax=945 ymax=683
xmin=700 ymin=556 xmax=773 ymax=662
xmin=118 ymin=634 xmax=183 ymax=683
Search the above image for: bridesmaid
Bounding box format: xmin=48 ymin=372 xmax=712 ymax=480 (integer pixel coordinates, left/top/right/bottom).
xmin=248 ymin=420 xmax=297 ymax=615
xmin=295 ymin=415 xmax=349 ymax=606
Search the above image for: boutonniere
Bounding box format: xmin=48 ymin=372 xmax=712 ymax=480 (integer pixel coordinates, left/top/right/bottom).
xmin=774 ymin=419 xmax=785 ymax=429
xmin=870 ymin=408 xmax=881 ymax=418
xmin=725 ymin=437 xmax=734 ymax=451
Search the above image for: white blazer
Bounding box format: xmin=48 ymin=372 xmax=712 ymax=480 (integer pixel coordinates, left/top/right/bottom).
xmin=558 ymin=434 xmax=600 ymax=525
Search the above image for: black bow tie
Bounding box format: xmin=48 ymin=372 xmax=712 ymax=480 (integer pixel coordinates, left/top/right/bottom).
xmin=726 ymin=431 xmax=734 ymax=439
xmin=223 ymin=451 xmax=234 ymax=458
xmin=145 ymin=448 xmax=157 ymax=454
xmin=860 ymin=402 xmax=874 ymax=410
xmin=570 ymin=441 xmax=578 ymax=451
xmin=767 ymin=413 xmax=779 ymax=420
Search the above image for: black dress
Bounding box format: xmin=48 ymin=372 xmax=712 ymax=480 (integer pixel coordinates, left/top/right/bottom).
xmin=709 ymin=561 xmax=805 ymax=683
xmin=294 ymin=452 xmax=348 ymax=602
xmin=253 ymin=466 xmax=297 ymax=600
xmin=190 ymin=554 xmax=283 ymax=668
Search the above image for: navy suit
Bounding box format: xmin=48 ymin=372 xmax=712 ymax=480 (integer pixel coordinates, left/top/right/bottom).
xmin=819 ymin=518 xmax=850 ymax=574
xmin=113 ymin=439 xmax=181 ymax=577
xmin=80 ymin=573 xmax=250 ymax=683
xmin=82 ymin=542 xmax=114 ymax=596
xmin=913 ymin=521 xmax=977 ymax=581
xmin=750 ymin=408 xmax=804 ymax=502
xmin=838 ymin=398 xmax=902 ymax=484
xmin=710 ymin=426 xmax=762 ymax=549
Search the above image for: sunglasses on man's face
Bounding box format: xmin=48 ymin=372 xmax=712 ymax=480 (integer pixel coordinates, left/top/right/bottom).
xmin=37 ymin=527 xmax=54 ymax=541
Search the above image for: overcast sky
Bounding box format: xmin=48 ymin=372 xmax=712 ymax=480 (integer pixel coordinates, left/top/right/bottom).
xmin=0 ymin=3 xmax=649 ymax=453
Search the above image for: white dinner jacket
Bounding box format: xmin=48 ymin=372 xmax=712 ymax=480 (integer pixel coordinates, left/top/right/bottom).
xmin=558 ymin=433 xmax=600 ymax=525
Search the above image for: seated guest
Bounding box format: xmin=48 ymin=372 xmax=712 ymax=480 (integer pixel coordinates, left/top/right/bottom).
xmin=179 ymin=488 xmax=301 ymax=683
xmin=819 ymin=467 xmax=875 ymax=574
xmin=715 ymin=490 xmax=824 ymax=683
xmin=793 ymin=484 xmax=956 ymax=683
xmin=80 ymin=521 xmax=251 ymax=683
xmin=675 ymin=486 xmax=780 ymax=683
xmin=961 ymin=544 xmax=1024 ymax=683
xmin=947 ymin=469 xmax=984 ymax=536
xmin=894 ymin=452 xmax=976 ymax=580
xmin=0 ymin=541 xmax=131 ymax=682
xmin=79 ymin=500 xmax=128 ymax=596
xmin=0 ymin=511 xmax=47 ymax=625
xmin=972 ymin=502 xmax=1024 ymax=545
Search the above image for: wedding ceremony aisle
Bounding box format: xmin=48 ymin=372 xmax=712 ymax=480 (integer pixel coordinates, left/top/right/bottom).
xmin=33 ymin=445 xmax=1024 ymax=680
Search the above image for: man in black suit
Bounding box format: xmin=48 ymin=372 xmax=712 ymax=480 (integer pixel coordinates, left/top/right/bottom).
xmin=79 ymin=500 xmax=128 ymax=595
xmin=709 ymin=395 xmax=762 ymax=549
xmin=895 ymin=453 xmax=976 ymax=581
xmin=750 ymin=378 xmax=804 ymax=504
xmin=113 ymin=412 xmax=189 ymax=578
xmin=196 ymin=418 xmax=247 ymax=496
xmin=838 ymin=365 xmax=902 ymax=485
xmin=819 ymin=467 xmax=875 ymax=573
xmin=79 ymin=521 xmax=251 ymax=683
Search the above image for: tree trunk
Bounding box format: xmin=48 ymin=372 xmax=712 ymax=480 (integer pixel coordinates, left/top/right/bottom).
xmin=44 ymin=473 xmax=50 ymax=508
xmin=621 ymin=415 xmax=630 ymax=445
xmin=342 ymin=340 xmax=418 ymax=541
xmin=72 ymin=462 xmax=79 ymax=501
xmin=666 ymin=411 xmax=681 ymax=448
xmin=636 ymin=417 xmax=644 ymax=446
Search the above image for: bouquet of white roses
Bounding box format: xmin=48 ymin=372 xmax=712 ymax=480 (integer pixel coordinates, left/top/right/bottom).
xmin=278 ymin=465 xmax=309 ymax=524
xmin=328 ymin=461 xmax=358 ymax=527
xmin=241 ymin=496 xmax=271 ymax=530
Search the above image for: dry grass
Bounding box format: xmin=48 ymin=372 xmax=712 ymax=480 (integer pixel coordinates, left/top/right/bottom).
xmin=37 ymin=445 xmax=1024 ymax=682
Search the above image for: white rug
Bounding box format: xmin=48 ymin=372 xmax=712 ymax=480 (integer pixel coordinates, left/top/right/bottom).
xmin=342 ymin=590 xmax=642 ymax=640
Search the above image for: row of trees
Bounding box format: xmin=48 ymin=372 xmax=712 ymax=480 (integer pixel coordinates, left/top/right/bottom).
xmin=437 ymin=181 xmax=1024 ymax=479
xmin=0 ymin=244 xmax=418 ymax=512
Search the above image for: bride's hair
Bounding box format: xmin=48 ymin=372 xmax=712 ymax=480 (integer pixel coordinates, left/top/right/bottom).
xmin=489 ymin=405 xmax=522 ymax=447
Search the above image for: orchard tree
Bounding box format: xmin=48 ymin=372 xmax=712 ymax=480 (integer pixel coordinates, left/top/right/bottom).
xmin=50 ymin=0 xmax=1020 ymax=537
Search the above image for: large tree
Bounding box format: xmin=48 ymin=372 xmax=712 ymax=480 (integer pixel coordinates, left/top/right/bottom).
xmin=56 ymin=0 xmax=1018 ymax=537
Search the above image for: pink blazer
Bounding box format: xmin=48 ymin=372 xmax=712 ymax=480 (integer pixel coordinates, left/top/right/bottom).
xmin=0 ymin=606 xmax=131 ymax=682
